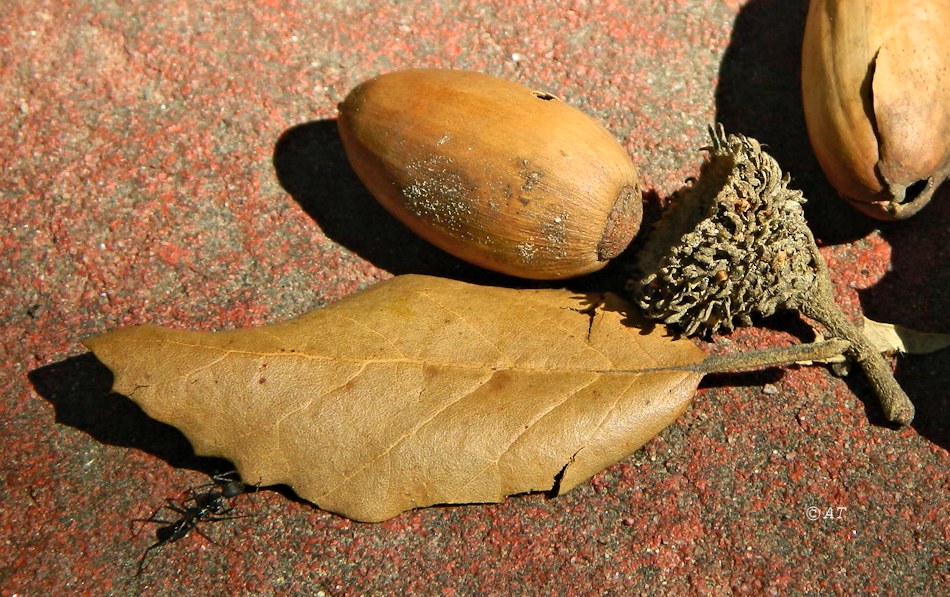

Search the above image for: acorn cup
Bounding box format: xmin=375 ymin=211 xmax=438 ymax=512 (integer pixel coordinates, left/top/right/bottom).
xmin=635 ymin=125 xmax=914 ymax=425
xmin=801 ymin=0 xmax=950 ymax=220
xmin=337 ymin=69 xmax=643 ymax=280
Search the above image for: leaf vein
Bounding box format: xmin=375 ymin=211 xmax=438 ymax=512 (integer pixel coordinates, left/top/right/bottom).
xmin=154 ymin=339 xmax=682 ymax=374
xmin=416 ymin=291 xmax=515 ymax=367
xmin=313 ymin=370 xmax=495 ymax=502
xmin=456 ymin=374 xmax=602 ymax=494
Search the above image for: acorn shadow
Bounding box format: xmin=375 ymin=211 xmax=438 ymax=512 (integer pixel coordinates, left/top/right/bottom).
xmin=271 ymin=119 xmax=530 ymax=287
xmin=714 ymin=0 xmax=874 ymax=245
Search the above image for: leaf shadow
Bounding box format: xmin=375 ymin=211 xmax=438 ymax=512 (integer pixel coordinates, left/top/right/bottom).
xmin=714 ymin=0 xmax=875 ymax=245
xmin=271 ymin=119 xmax=536 ymax=287
xmin=699 ymin=368 xmax=784 ymax=390
xmin=28 ymin=354 xmax=233 ymax=475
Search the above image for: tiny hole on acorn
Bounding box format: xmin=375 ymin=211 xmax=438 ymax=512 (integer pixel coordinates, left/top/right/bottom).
xmin=901 ymin=177 xmax=931 ymax=205
xmin=532 ymin=92 xmax=557 ymax=101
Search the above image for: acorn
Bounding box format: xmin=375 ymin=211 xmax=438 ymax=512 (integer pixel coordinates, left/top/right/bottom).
xmin=337 ymin=69 xmax=642 ymax=279
xmin=801 ymin=0 xmax=950 ymax=220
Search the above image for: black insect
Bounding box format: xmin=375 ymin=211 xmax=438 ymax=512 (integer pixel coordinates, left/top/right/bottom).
xmin=133 ymin=472 xmax=248 ymax=576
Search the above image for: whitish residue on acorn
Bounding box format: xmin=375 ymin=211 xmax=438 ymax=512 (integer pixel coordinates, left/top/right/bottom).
xmin=337 ymin=69 xmax=643 ymax=280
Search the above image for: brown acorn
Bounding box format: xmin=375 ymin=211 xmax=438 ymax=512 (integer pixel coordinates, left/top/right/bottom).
xmin=337 ymin=69 xmax=642 ymax=279
xmin=801 ymin=0 xmax=950 ymax=220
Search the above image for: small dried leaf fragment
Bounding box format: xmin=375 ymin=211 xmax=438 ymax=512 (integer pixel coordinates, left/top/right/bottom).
xmin=84 ymin=275 xmax=704 ymax=522
xmin=863 ymin=317 xmax=950 ymax=355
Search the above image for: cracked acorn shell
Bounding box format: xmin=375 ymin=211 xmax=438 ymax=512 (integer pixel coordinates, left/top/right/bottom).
xmin=801 ymin=0 xmax=950 ymax=220
xmin=337 ymin=69 xmax=642 ymax=279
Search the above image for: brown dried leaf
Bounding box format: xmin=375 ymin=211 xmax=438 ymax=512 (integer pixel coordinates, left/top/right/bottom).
xmin=84 ymin=275 xmax=705 ymax=522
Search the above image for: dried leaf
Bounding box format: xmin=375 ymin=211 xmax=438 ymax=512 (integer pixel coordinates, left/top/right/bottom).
xmin=84 ymin=275 xmax=708 ymax=522
xmin=863 ymin=317 xmax=950 ymax=355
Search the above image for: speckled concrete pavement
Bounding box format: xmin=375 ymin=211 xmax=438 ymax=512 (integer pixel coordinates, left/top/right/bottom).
xmin=3 ymin=1 xmax=947 ymax=594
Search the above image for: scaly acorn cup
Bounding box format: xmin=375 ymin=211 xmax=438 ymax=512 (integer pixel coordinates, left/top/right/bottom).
xmin=338 ymin=69 xmax=642 ymax=280
xmin=635 ymin=125 xmax=914 ymax=425
xmin=801 ymin=0 xmax=950 ymax=220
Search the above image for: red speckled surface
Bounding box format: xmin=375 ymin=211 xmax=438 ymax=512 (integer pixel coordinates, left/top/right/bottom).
xmin=3 ymin=1 xmax=948 ymax=594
